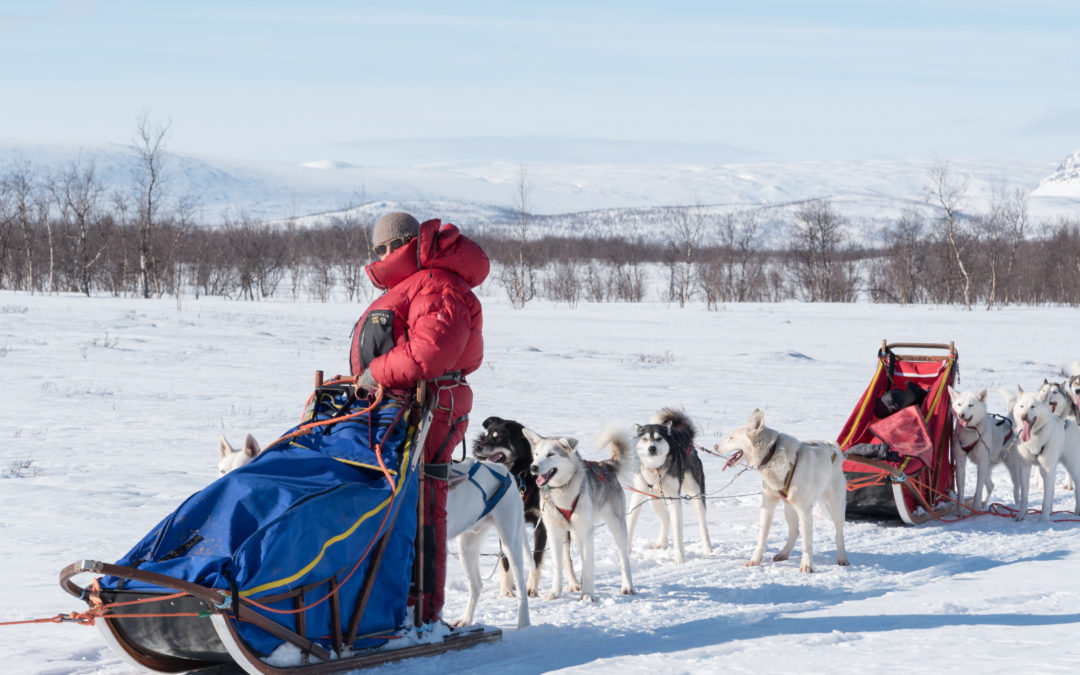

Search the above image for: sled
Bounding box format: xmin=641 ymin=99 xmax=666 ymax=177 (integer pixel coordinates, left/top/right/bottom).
xmin=838 ymin=341 xmax=958 ymax=524
xmin=59 ymin=375 xmax=501 ymax=673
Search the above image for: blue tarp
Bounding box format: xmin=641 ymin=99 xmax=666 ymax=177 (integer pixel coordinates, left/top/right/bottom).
xmin=100 ymin=392 xmax=420 ymax=655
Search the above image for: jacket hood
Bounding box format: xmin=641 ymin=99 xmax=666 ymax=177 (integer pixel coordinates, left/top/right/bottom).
xmin=366 ymin=219 xmax=490 ymax=291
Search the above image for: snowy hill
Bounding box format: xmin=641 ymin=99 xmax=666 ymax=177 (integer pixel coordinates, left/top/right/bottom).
xmin=1 ymin=140 xmax=1077 ymax=241
xmin=1031 ymin=149 xmax=1080 ymax=198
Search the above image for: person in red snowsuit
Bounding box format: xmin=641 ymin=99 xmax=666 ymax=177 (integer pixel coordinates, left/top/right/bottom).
xmin=349 ymin=212 xmax=488 ymax=626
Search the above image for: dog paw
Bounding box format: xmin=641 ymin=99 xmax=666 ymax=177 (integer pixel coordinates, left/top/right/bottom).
xmin=745 ymin=559 xmax=762 ymax=568
xmin=772 ymin=552 xmax=789 ymax=562
xmin=568 ymin=582 xmax=582 ymax=593
xmin=544 ymin=592 xmax=560 ymax=601
xmin=647 ymin=541 xmax=668 ymax=550
xmin=527 ymin=588 xmax=539 ymax=598
xmin=579 ymin=593 xmax=596 ymax=603
xmin=674 ymin=554 xmax=685 ymax=565
xmin=451 ymin=616 xmax=470 ymax=627
xmin=837 ymin=558 xmax=850 ymax=567
xmin=500 ymin=590 xmax=516 ymax=599
xmin=620 ymin=586 xmax=635 ymax=595
xmin=799 ymin=560 xmax=815 ymax=573
xmin=700 ymin=545 xmax=713 ymax=556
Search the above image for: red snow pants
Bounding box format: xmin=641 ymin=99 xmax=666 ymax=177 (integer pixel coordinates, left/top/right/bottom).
xmin=412 ymin=379 xmax=472 ymax=623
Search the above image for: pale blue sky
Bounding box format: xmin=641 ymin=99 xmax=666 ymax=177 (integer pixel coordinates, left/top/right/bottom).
xmin=2 ymin=0 xmax=1078 ymax=163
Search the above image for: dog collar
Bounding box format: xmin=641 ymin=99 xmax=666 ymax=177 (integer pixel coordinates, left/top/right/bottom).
xmin=758 ymin=436 xmax=780 ymax=468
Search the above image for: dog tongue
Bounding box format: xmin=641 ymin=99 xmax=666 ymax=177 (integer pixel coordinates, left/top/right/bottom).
xmin=956 ymin=416 xmax=968 ymax=428
xmin=535 ymin=474 xmax=547 ymax=487
xmin=1020 ymin=418 xmax=1033 ymax=443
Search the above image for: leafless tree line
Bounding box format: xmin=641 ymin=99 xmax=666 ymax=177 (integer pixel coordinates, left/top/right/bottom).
xmin=2 ymin=151 xmax=1078 ymax=307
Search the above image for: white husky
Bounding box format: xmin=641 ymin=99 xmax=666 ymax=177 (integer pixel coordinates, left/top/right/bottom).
xmin=720 ymin=409 xmax=848 ymax=573
xmin=948 ymin=387 xmax=1022 ymax=512
xmin=446 ymin=458 xmax=530 ymax=629
xmin=218 ymin=434 xmax=262 ymax=475
xmin=220 ymin=436 xmax=529 ymax=628
xmin=1011 ymin=388 xmax=1080 ymax=521
xmin=525 ymin=427 xmax=636 ymax=601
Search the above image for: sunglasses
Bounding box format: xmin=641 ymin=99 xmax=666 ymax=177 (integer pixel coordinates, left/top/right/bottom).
xmin=373 ymin=235 xmax=413 ymax=257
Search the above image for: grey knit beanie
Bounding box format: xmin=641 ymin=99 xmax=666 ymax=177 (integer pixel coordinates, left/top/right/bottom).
xmin=373 ymin=212 xmax=420 ymax=246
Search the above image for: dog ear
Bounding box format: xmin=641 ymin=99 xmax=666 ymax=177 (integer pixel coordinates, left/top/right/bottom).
xmin=521 ymin=427 xmax=543 ymax=448
xmin=561 ymin=437 xmax=579 ymax=453
xmin=947 ymin=385 xmax=957 ymax=399
xmin=243 ymin=433 xmax=261 ymax=458
xmin=1017 ymin=384 xmax=1024 ymax=395
xmin=482 ymin=416 xmax=501 ymax=430
xmin=632 ymin=423 xmax=643 ymax=437
xmin=219 ymin=434 xmax=234 ymax=460
xmin=977 ymin=389 xmax=987 ymax=402
xmin=748 ymin=408 xmax=765 ymax=433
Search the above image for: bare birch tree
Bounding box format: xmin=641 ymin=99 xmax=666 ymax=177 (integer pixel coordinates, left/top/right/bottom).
xmin=927 ymin=160 xmax=972 ymax=309
xmin=132 ymin=111 xmax=171 ymax=298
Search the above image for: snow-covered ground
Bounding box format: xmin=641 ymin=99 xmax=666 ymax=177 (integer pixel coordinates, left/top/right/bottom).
xmin=3 ymin=289 xmax=1080 ymax=674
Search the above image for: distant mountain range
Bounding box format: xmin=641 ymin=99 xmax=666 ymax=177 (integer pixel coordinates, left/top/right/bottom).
xmin=1032 ymin=149 xmax=1080 ymax=198
xmin=1 ymin=139 xmax=1077 ymax=243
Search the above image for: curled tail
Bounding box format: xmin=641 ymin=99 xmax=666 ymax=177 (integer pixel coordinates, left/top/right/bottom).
xmin=596 ymin=425 xmax=637 ymax=483
xmin=996 ymin=386 xmax=1019 ymax=419
xmin=650 ymin=406 xmax=697 ymax=445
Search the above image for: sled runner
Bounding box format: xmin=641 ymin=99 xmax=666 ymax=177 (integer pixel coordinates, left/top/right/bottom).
xmin=838 ymin=341 xmax=958 ymax=524
xmin=59 ymin=376 xmax=500 ymax=673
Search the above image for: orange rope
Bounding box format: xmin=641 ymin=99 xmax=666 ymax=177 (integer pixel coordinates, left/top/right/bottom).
xmin=266 ymin=385 xmax=385 ymax=451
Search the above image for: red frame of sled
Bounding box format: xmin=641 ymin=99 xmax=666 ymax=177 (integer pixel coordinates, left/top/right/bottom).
xmin=838 ymin=341 xmax=957 ymax=524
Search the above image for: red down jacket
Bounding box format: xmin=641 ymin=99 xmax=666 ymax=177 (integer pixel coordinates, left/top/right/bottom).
xmin=349 ymin=219 xmax=489 ymax=388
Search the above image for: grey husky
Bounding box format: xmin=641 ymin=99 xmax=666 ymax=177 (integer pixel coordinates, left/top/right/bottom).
xmin=525 ymin=426 xmax=636 ymax=600
xmin=626 ymin=407 xmax=711 ymax=564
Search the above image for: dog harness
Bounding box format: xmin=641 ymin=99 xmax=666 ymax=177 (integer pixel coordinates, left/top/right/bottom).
xmin=545 ymin=461 xmax=607 ymax=522
xmin=958 ymin=414 xmax=1014 ymax=457
xmin=552 ymin=495 xmax=580 ymax=523
xmin=451 ymin=461 xmax=514 ymax=521
xmin=759 ymin=436 xmax=838 ymax=500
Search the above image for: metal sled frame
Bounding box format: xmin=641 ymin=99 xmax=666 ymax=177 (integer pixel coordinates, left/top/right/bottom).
xmin=59 ymin=380 xmax=501 ymax=673
xmin=839 ymin=341 xmax=958 ymax=524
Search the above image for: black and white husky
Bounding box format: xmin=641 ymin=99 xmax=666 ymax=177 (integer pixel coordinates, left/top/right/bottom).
xmin=471 ymin=416 xmax=572 ymax=597
xmin=626 ymin=408 xmax=711 ymax=564
xmin=525 ymin=427 xmax=636 ymax=600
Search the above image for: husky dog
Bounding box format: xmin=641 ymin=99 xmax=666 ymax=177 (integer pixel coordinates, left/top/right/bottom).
xmin=1011 ymin=388 xmax=1080 ymax=521
xmin=221 ymin=435 xmax=529 ymax=628
xmin=1038 ymin=378 xmax=1080 ymax=491
xmin=1036 ymin=379 xmax=1080 ymax=423
xmin=626 ymin=408 xmax=711 ymax=564
xmin=1069 ymin=361 xmax=1080 ymax=406
xmin=446 ymin=458 xmax=530 ymax=629
xmin=525 ymin=427 xmax=635 ymax=600
xmin=218 ymin=434 xmax=262 ymax=476
xmin=948 ymin=387 xmax=1023 ymax=512
xmin=472 ymin=416 xmax=572 ymax=597
xmin=720 ymin=409 xmax=848 ymax=573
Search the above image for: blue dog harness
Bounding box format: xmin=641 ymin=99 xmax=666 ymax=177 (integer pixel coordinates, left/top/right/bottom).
xmin=457 ymin=460 xmax=514 ymax=521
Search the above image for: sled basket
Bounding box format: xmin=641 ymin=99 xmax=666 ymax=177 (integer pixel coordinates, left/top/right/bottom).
xmin=838 ymin=341 xmax=958 ymax=524
xmin=59 ymin=379 xmax=500 ymax=673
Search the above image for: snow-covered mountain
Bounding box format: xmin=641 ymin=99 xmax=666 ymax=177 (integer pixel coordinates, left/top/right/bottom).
xmin=1 ymin=140 xmax=1077 ymax=242
xmin=1031 ymin=149 xmax=1080 ymax=198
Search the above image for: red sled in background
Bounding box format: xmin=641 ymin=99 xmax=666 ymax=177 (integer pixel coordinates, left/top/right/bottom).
xmin=839 ymin=341 xmax=958 ymax=524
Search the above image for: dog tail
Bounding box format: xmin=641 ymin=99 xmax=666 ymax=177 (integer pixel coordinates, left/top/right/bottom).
xmin=596 ymin=425 xmax=637 ymax=483
xmin=996 ymin=386 xmax=1018 ymax=417
xmin=650 ymin=406 xmax=696 ymax=442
